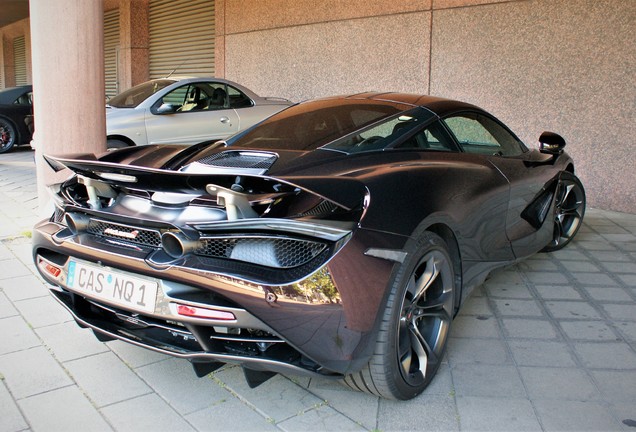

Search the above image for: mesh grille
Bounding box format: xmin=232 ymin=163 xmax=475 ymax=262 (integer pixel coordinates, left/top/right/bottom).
xmin=87 ymin=220 xmax=162 ymax=248
xmin=195 ymin=237 xmax=326 ymax=268
xmin=197 ymin=151 xmax=277 ymax=169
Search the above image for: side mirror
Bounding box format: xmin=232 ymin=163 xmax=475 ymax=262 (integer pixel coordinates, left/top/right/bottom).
xmin=155 ymin=103 xmax=177 ymax=115
xmin=539 ymin=131 xmax=566 ymax=155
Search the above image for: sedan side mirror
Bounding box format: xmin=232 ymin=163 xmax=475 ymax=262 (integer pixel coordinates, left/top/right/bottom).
xmin=155 ymin=103 xmax=177 ymax=115
xmin=539 ymin=131 xmax=566 ymax=155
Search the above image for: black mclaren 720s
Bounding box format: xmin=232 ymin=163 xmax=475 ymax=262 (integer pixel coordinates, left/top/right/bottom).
xmin=33 ymin=92 xmax=586 ymax=400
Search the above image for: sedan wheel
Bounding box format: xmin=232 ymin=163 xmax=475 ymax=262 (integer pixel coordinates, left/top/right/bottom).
xmin=344 ymin=232 xmax=455 ymax=400
xmin=0 ymin=118 xmax=17 ymax=154
xmin=542 ymin=172 xmax=586 ymax=252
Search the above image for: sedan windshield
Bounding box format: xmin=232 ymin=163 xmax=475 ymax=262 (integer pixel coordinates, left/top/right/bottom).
xmin=228 ymin=98 xmax=415 ymax=151
xmin=107 ymin=79 xmax=175 ymax=108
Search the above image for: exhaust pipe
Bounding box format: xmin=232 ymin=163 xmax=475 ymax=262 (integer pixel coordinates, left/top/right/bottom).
xmin=161 ymin=231 xmax=201 ymax=259
xmin=64 ymin=212 xmax=91 ymax=234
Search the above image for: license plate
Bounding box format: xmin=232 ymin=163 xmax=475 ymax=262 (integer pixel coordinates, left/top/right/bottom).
xmin=67 ymin=260 xmax=158 ymax=314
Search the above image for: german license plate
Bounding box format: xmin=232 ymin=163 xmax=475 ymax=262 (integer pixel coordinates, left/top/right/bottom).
xmin=66 ymin=260 xmax=158 ymax=314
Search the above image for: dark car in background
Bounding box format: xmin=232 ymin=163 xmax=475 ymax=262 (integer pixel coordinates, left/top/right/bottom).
xmin=0 ymin=85 xmax=33 ymax=154
xmin=33 ymin=92 xmax=585 ymax=400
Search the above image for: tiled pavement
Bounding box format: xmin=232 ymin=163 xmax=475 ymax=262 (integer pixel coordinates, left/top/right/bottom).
xmin=1 ymin=146 xmax=636 ymax=432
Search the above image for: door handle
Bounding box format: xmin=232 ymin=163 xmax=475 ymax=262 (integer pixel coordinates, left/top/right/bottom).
xmin=220 ymin=117 xmax=230 ymax=124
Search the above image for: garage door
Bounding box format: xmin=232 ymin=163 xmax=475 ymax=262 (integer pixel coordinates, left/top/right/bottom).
xmin=13 ymin=36 xmax=27 ymax=86
xmin=148 ymin=0 xmax=215 ymax=79
xmin=104 ymin=9 xmax=120 ymax=99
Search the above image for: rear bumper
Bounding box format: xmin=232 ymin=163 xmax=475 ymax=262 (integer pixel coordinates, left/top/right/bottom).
xmin=33 ymin=219 xmax=404 ymax=375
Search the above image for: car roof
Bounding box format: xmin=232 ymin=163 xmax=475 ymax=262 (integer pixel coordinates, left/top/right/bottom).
xmin=319 ymin=91 xmax=484 ymax=118
xmin=0 ymin=85 xmax=32 ymax=104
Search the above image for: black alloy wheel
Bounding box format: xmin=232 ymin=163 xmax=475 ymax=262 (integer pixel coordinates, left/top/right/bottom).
xmin=0 ymin=118 xmax=17 ymax=154
xmin=344 ymin=232 xmax=455 ymax=400
xmin=542 ymin=172 xmax=586 ymax=252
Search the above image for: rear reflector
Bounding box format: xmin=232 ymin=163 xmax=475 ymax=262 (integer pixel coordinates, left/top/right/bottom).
xmin=44 ymin=262 xmax=62 ymax=277
xmin=174 ymin=304 xmax=236 ymax=320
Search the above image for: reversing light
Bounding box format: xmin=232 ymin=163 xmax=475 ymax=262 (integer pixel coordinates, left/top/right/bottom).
xmin=173 ymin=303 xmax=236 ymax=320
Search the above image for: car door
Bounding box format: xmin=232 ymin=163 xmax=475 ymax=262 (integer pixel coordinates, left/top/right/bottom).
xmin=442 ymin=112 xmax=556 ymax=258
xmin=144 ymin=82 xmax=239 ymax=145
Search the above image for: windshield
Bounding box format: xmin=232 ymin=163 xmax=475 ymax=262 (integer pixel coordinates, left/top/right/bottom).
xmin=228 ymin=98 xmax=414 ymax=151
xmin=107 ymin=79 xmax=176 ymax=108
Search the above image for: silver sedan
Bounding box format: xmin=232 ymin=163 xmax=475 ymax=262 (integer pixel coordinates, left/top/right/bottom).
xmin=106 ymin=77 xmax=292 ymax=147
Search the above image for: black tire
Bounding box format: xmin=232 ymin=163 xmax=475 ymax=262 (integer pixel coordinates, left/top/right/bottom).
xmin=541 ymin=172 xmax=586 ymax=252
xmin=344 ymin=232 xmax=455 ymax=400
xmin=0 ymin=118 xmax=18 ymax=154
xmin=106 ymin=139 xmax=130 ymax=149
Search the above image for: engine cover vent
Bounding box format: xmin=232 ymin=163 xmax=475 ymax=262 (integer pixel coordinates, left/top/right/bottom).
xmin=180 ymin=151 xmax=278 ymax=175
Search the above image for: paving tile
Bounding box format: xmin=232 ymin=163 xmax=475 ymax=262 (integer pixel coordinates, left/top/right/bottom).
xmin=616 ymin=321 xmax=636 ymax=341
xmin=0 ymin=381 xmax=28 ymax=432
xmin=544 ymin=301 xmax=603 ymax=320
xmin=593 ymin=251 xmax=632 ymax=262
xmin=278 ymin=404 xmax=366 ymax=432
xmin=617 ymin=273 xmax=636 ymax=286
xmin=304 ymin=377 xmax=379 ymax=430
xmin=507 ymin=340 xmax=577 ymax=367
xmin=35 ymin=321 xmax=110 ymax=362
xmin=525 ymin=271 xmax=569 ymax=285
xmin=516 ymin=259 xmax=558 ymax=272
xmin=0 ymin=258 xmax=32 ymax=279
xmin=559 ymin=320 xmax=620 ymax=341
xmin=518 ymin=367 xmax=599 ymax=400
xmin=577 ymin=241 xmax=618 ymax=252
xmin=451 ymin=364 xmax=526 ymax=398
xmin=0 ymin=346 xmax=73 ymax=399
xmin=18 ymin=386 xmax=112 ymax=432
xmin=64 ymin=351 xmax=151 ymax=407
xmin=573 ymin=342 xmax=636 ymax=369
xmin=13 ymin=295 xmax=72 ymax=328
xmin=0 ymin=291 xmax=18 ymax=318
xmin=571 ymin=272 xmax=619 ymax=286
xmin=451 ymin=315 xmax=501 ymax=338
xmin=602 ymin=304 xmax=636 ymax=321
xmin=213 ymin=366 xmax=324 ymax=423
xmin=186 ymin=397 xmax=279 ymax=432
xmin=492 ymin=299 xmax=543 ymax=317
xmin=533 ymin=399 xmax=623 ymax=431
xmin=602 ymin=262 xmax=636 ymax=274
xmin=550 ymin=249 xmax=589 ymax=261
xmin=101 ymin=393 xmax=195 ymax=432
xmin=0 ymin=274 xmax=49 ymax=301
xmin=106 ymin=339 xmax=171 ymax=368
xmin=486 ymin=269 xmax=525 ymax=285
xmin=136 ymin=358 xmax=228 ymax=415
xmin=0 ymin=315 xmax=41 ymax=355
xmin=447 ymin=337 xmax=510 ymax=365
xmin=583 ymin=286 xmax=633 ymax=302
xmin=501 ymin=318 xmax=558 ymax=340
xmin=378 ymin=394 xmax=459 ymax=432
xmin=455 ymin=396 xmax=540 ymax=432
xmin=484 ymin=282 xmax=534 ymax=299
xmin=534 ymin=285 xmax=583 ymax=300
xmin=456 ymin=296 xmax=493 ymax=316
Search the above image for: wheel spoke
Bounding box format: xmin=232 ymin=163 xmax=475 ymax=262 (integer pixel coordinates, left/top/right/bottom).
xmin=409 ymin=326 xmax=431 ymax=376
xmin=408 ymin=256 xmax=440 ymax=304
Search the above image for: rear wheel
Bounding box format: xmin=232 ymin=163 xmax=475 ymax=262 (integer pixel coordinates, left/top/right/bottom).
xmin=542 ymin=172 xmax=586 ymax=252
xmin=344 ymin=232 xmax=455 ymax=400
xmin=0 ymin=118 xmax=17 ymax=154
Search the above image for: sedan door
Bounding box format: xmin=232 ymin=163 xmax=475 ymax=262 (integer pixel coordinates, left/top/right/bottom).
xmin=144 ymin=82 xmax=239 ymax=145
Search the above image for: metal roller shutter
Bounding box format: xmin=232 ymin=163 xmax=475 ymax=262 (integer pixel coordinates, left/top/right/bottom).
xmin=104 ymin=9 xmax=120 ymax=99
xmin=13 ymin=36 xmax=27 ymax=86
xmin=148 ymin=0 xmax=215 ymax=79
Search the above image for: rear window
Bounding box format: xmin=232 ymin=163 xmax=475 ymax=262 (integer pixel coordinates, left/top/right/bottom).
xmin=229 ymin=99 xmax=410 ymax=151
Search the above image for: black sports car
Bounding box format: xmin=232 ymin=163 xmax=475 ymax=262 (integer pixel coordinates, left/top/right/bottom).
xmin=0 ymin=85 xmax=33 ymax=154
xmin=33 ymin=93 xmax=585 ymax=400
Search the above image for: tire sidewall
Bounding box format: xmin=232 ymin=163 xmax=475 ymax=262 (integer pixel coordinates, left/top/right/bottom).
xmin=0 ymin=118 xmax=17 ymax=154
xmin=378 ymin=231 xmax=455 ymax=400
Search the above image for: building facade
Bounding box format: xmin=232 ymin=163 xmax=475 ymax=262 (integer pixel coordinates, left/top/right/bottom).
xmin=1 ymin=0 xmax=635 ymax=213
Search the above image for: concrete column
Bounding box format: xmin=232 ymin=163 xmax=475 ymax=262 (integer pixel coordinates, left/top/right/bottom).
xmin=29 ymin=0 xmax=106 ymax=214
xmin=118 ymin=0 xmax=149 ymax=90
